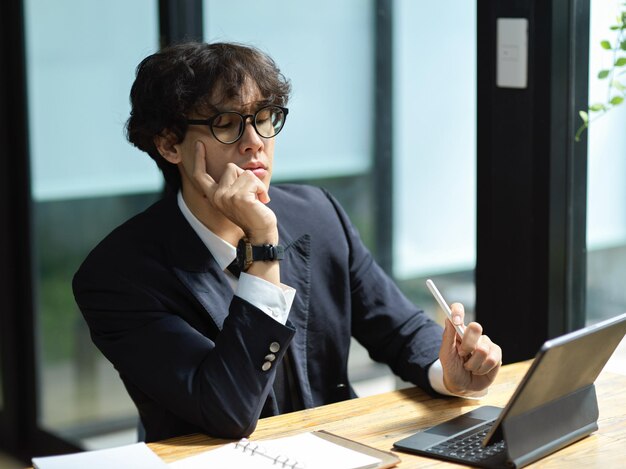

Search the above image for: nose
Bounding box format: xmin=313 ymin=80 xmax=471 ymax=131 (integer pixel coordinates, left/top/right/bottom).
xmin=238 ymin=117 xmax=264 ymax=154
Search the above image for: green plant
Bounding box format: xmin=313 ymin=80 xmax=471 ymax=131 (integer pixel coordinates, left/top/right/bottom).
xmin=576 ymin=5 xmax=626 ymax=142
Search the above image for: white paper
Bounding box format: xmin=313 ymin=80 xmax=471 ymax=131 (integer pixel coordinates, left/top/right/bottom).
xmin=32 ymin=442 xmax=168 ymax=469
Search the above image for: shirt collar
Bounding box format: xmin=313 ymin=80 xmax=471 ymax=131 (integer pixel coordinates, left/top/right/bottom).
xmin=176 ymin=191 xmax=236 ymax=272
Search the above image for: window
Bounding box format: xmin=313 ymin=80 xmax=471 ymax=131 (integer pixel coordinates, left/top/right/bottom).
xmin=393 ymin=0 xmax=477 ymax=326
xmin=204 ymin=0 xmax=374 ymax=182
xmin=24 ymin=0 xmax=159 ymax=447
xmin=586 ymin=0 xmax=626 ymax=324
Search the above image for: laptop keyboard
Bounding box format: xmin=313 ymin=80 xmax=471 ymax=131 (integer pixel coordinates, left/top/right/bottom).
xmin=425 ymin=421 xmax=507 ymax=463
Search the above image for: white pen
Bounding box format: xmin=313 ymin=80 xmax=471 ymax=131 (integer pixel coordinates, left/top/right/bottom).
xmin=426 ymin=279 xmax=465 ymax=338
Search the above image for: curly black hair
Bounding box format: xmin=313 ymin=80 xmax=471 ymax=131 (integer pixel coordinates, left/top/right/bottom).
xmin=126 ymin=42 xmax=292 ymax=192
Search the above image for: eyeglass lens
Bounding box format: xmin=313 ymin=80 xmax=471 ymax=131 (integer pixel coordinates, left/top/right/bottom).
xmin=212 ymin=106 xmax=286 ymax=144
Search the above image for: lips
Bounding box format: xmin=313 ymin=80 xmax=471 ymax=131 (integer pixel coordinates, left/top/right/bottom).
xmin=242 ymin=162 xmax=268 ymax=179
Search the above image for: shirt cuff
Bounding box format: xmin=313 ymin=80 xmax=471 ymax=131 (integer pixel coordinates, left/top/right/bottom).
xmin=428 ymin=359 xmax=488 ymax=399
xmin=236 ymin=273 xmax=296 ymax=325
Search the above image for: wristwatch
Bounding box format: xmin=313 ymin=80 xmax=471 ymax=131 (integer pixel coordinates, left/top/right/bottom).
xmin=236 ymin=237 xmax=285 ymax=272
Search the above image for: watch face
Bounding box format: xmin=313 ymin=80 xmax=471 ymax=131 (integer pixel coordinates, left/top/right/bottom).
xmin=237 ymin=238 xmax=253 ymax=271
xmin=236 ymin=237 xmax=284 ymax=272
xmin=236 ymin=238 xmax=246 ymax=271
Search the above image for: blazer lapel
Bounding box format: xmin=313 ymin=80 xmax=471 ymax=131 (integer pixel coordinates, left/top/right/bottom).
xmin=173 ymin=267 xmax=232 ymax=330
xmin=162 ymin=197 xmax=233 ymax=330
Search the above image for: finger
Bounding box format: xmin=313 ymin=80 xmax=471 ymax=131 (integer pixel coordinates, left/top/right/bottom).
xmin=247 ymin=170 xmax=271 ymax=204
xmin=470 ymin=351 xmax=501 ymax=376
xmin=464 ymin=336 xmax=501 ymax=375
xmin=213 ymin=163 xmax=245 ymax=207
xmin=217 ymin=162 xmax=244 ymax=188
xmin=227 ymin=169 xmax=271 ymax=204
xmin=462 ymin=342 xmax=489 ymax=373
xmin=449 ymin=303 xmax=465 ymax=333
xmin=474 ymin=339 xmax=503 ymax=375
xmin=442 ymin=316 xmax=460 ymax=351
xmin=192 ymin=141 xmax=217 ymax=196
xmin=457 ymin=321 xmax=482 ymax=358
xmin=256 ymin=179 xmax=271 ymax=204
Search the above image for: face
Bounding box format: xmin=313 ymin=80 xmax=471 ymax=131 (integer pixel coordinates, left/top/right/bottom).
xmin=161 ymin=80 xmax=276 ymax=197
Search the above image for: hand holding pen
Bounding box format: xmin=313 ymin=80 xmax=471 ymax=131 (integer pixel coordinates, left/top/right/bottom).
xmin=426 ymin=279 xmax=502 ymax=395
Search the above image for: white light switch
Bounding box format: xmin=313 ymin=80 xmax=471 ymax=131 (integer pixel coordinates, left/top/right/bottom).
xmin=497 ymin=18 xmax=528 ymax=89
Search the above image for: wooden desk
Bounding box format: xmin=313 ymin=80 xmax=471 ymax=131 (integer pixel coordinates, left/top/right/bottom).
xmin=149 ymin=362 xmax=626 ymax=467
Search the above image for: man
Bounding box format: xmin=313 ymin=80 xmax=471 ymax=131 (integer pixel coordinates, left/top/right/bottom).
xmin=73 ymin=42 xmax=502 ymax=443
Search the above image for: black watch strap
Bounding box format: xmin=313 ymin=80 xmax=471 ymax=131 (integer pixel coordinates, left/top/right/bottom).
xmin=250 ymin=243 xmax=285 ymax=262
xmin=236 ymin=238 xmax=285 ymax=272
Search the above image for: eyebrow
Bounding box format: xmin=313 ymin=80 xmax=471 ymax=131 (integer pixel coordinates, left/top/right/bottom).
xmin=208 ymin=99 xmax=274 ymax=115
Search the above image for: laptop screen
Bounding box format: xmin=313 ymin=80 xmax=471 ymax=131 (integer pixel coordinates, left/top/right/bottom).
xmin=485 ymin=311 xmax=626 ymax=443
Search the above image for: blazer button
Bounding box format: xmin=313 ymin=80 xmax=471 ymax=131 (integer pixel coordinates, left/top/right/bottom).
xmin=265 ymin=353 xmax=276 ymax=362
xmin=262 ymin=361 xmax=272 ymax=371
xmin=269 ymin=342 xmax=280 ymax=353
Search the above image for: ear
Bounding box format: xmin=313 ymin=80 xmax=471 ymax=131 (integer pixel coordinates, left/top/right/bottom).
xmin=154 ymin=130 xmax=182 ymax=164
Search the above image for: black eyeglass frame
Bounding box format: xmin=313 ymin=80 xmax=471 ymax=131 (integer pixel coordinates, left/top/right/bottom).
xmin=186 ymin=105 xmax=289 ymax=144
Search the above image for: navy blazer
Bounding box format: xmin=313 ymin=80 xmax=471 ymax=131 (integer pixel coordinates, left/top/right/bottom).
xmin=73 ymin=184 xmax=443 ymax=442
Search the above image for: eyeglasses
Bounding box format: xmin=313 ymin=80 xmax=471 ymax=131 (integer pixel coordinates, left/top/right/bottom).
xmin=186 ymin=105 xmax=289 ymax=144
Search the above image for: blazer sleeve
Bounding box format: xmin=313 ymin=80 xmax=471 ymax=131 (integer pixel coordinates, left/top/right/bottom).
xmin=321 ymin=188 xmax=444 ymax=395
xmin=73 ymin=251 xmax=295 ymax=440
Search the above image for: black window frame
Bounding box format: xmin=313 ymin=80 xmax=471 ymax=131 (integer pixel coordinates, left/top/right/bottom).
xmin=476 ymin=0 xmax=589 ymax=362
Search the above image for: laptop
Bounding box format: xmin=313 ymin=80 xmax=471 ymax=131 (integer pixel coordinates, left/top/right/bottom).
xmin=393 ymin=312 xmax=626 ymax=468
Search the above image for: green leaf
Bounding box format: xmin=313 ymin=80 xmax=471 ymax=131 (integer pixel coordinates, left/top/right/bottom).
xmin=579 ymin=110 xmax=589 ymax=123
xmin=612 ymin=80 xmax=626 ymax=91
xmin=615 ymin=57 xmax=626 ymax=66
xmin=598 ymin=69 xmax=610 ymax=79
xmin=610 ymin=96 xmax=624 ymax=105
xmin=601 ymin=40 xmax=613 ymax=49
xmin=589 ymin=103 xmax=606 ymax=112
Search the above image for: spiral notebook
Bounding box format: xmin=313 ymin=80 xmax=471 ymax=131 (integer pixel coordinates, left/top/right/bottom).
xmin=169 ymin=430 xmax=400 ymax=469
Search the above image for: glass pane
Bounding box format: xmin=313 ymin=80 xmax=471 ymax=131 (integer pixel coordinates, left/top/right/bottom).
xmin=393 ymin=0 xmax=477 ymax=323
xmin=204 ymin=0 xmax=374 ymax=181
xmin=586 ymin=0 xmax=626 ymax=373
xmin=24 ymin=0 xmax=159 ymax=448
xmin=26 ymin=3 xmax=162 ymax=200
xmin=587 ymin=1 xmax=626 ymax=318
